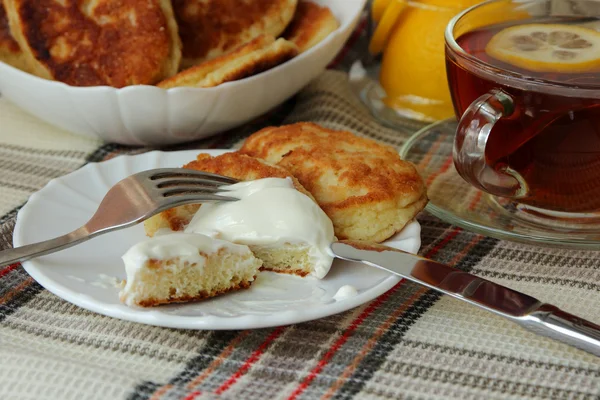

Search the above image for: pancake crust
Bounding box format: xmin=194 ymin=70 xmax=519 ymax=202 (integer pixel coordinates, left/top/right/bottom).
xmin=173 ymin=0 xmax=297 ymax=69
xmin=158 ymin=35 xmax=298 ymax=89
xmin=283 ymin=1 xmax=339 ymax=53
xmin=240 ymin=123 xmax=428 ymax=242
xmin=144 ymin=152 xmax=315 ymax=236
xmin=0 ymin=0 xmax=29 ymax=71
xmin=3 ymin=0 xmax=181 ymax=87
xmin=135 ymin=278 xmax=254 ymax=307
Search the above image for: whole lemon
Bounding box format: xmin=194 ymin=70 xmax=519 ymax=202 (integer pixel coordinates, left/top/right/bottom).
xmin=378 ymin=0 xmax=483 ymax=121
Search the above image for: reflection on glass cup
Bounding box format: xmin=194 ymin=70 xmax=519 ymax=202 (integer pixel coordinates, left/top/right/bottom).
xmin=446 ymin=0 xmax=600 ymax=221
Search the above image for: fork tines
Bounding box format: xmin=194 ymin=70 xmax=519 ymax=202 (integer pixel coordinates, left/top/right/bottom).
xmin=146 ymin=168 xmax=239 ymax=201
xmin=148 ymin=168 xmax=239 ymax=185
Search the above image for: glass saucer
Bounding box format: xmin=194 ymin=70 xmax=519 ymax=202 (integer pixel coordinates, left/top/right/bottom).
xmin=400 ymin=119 xmax=600 ymax=249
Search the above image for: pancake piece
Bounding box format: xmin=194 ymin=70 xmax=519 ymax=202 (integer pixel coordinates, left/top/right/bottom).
xmin=144 ymin=151 xmax=315 ymax=237
xmin=3 ymin=0 xmax=181 ymax=87
xmin=144 ymin=152 xmax=335 ymax=279
xmin=119 ymin=233 xmax=262 ymax=307
xmin=158 ymin=35 xmax=298 ymax=89
xmin=173 ymin=0 xmax=297 ymax=69
xmin=0 ymin=1 xmax=28 ymax=71
xmin=283 ymin=1 xmax=339 ymax=53
xmin=240 ymin=123 xmax=428 ymax=243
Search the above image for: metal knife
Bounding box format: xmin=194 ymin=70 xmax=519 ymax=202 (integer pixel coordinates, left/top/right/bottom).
xmin=330 ymin=240 xmax=600 ymax=357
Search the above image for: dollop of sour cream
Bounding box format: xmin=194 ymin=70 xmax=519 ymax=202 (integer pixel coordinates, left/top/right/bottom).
xmin=184 ymin=177 xmax=335 ymax=278
xmin=121 ymin=233 xmax=249 ymax=277
xmin=333 ymin=285 xmax=359 ymax=301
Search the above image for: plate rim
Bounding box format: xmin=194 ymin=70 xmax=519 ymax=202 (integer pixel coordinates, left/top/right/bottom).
xmin=14 ymin=149 xmax=419 ymax=330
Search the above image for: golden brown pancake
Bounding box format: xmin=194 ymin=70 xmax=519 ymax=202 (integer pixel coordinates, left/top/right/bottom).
xmin=283 ymin=1 xmax=339 ymax=53
xmin=119 ymin=235 xmax=262 ymax=307
xmin=240 ymin=123 xmax=428 ymax=242
xmin=172 ymin=0 xmax=297 ymax=69
xmin=3 ymin=0 xmax=181 ymax=87
xmin=0 ymin=0 xmax=29 ymax=71
xmin=157 ymin=35 xmax=298 ymax=89
xmin=144 ymin=152 xmax=314 ymax=236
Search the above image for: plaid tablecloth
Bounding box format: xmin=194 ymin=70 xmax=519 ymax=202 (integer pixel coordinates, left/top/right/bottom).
xmin=1 ymin=16 xmax=599 ymax=400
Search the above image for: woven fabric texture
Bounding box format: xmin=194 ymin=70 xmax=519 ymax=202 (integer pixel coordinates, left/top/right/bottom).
xmin=1 ymin=15 xmax=599 ymax=399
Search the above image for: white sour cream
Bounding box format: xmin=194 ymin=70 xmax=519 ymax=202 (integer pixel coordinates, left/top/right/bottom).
xmin=333 ymin=285 xmax=359 ymax=301
xmin=184 ymin=177 xmax=335 ymax=278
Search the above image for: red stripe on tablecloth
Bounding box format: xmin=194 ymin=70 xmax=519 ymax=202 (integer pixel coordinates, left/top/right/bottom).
xmin=185 ymin=331 xmax=251 ymax=390
xmin=0 ymin=277 xmax=34 ymax=304
xmin=182 ymin=390 xmax=202 ymax=400
xmin=417 ymin=134 xmax=447 ymax=170
xmin=150 ymin=332 xmax=251 ymax=399
xmin=469 ymin=191 xmax=483 ymax=211
xmin=319 ymin=232 xmax=484 ymax=400
xmin=149 ymin=384 xmax=172 ymax=400
xmin=286 ymin=279 xmax=410 ymax=400
xmin=0 ymin=263 xmax=19 ymax=279
xmin=328 ymin=18 xmax=367 ymax=69
xmin=320 ymin=288 xmax=427 ymax=400
xmin=286 ymin=227 xmax=463 ymax=400
xmin=425 ymin=227 xmax=462 ymax=259
xmin=214 ymin=326 xmax=287 ymax=395
xmin=426 ymin=155 xmax=453 ymax=187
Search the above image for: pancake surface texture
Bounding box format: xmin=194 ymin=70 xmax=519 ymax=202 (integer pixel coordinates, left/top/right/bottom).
xmin=240 ymin=123 xmax=428 ymax=242
xmin=3 ymin=0 xmax=181 ymax=87
xmin=172 ymin=0 xmax=297 ymax=68
xmin=283 ymin=0 xmax=339 ymax=53
xmin=0 ymin=1 xmax=28 ymax=71
xmin=158 ymin=35 xmax=298 ymax=89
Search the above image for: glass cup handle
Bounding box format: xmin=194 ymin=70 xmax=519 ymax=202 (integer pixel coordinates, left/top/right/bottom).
xmin=453 ymin=89 xmax=527 ymax=199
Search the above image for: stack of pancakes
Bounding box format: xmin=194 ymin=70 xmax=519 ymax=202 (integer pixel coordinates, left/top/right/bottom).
xmin=0 ymin=0 xmax=339 ymax=88
xmin=146 ymin=123 xmax=428 ymax=245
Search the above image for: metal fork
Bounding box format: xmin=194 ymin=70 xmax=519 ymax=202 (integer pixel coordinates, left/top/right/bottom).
xmin=0 ymin=168 xmax=240 ymax=267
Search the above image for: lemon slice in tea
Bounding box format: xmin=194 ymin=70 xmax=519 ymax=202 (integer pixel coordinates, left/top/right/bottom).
xmin=485 ymin=24 xmax=600 ymax=73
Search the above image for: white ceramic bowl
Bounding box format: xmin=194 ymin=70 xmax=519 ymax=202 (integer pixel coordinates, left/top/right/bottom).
xmin=0 ymin=0 xmax=366 ymax=146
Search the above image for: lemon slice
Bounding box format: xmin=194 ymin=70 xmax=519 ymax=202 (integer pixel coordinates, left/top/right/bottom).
xmin=368 ymin=0 xmax=406 ymax=55
xmin=486 ymin=24 xmax=600 ymax=73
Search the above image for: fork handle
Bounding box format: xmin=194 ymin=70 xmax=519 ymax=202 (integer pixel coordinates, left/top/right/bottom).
xmin=0 ymin=227 xmax=90 ymax=267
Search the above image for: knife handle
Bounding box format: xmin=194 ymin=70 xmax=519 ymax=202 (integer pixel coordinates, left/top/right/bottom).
xmin=518 ymin=304 xmax=600 ymax=357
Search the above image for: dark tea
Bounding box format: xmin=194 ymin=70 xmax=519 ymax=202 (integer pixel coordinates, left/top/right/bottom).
xmin=447 ymin=19 xmax=600 ymax=213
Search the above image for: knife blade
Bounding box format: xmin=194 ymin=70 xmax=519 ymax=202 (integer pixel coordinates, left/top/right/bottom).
xmin=330 ymin=240 xmax=600 ymax=357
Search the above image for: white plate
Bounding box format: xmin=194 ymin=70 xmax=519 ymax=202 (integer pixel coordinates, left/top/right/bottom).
xmin=0 ymin=0 xmax=366 ymax=146
xmin=13 ymin=150 xmax=421 ymax=330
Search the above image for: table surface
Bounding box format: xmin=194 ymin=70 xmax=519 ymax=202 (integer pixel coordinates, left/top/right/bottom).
xmin=1 ymin=12 xmax=599 ymax=400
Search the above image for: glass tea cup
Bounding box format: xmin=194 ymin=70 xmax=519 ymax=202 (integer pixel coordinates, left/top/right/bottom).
xmin=446 ymin=0 xmax=600 ymax=225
